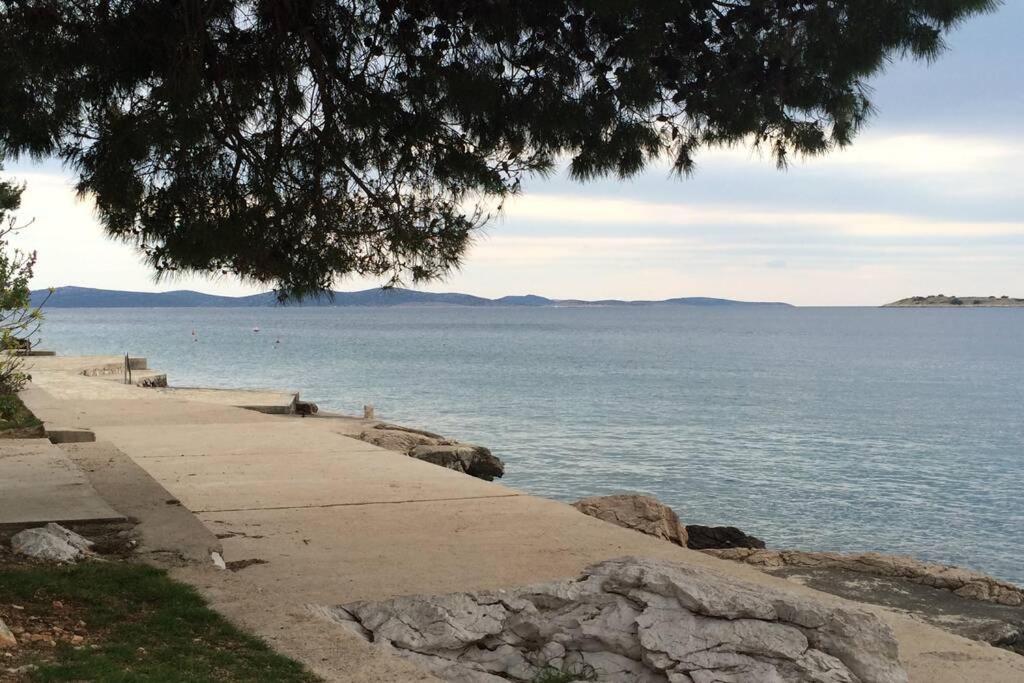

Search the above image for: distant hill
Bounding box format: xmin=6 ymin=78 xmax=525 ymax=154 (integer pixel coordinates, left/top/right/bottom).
xmin=31 ymin=286 xmax=793 ymax=309
xmin=884 ymin=295 xmax=1024 ymax=307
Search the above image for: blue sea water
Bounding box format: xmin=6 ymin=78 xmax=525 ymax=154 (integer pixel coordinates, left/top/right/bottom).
xmin=38 ymin=306 xmax=1024 ymax=585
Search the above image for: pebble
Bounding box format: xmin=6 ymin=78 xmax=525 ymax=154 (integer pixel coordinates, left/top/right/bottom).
xmin=0 ymin=618 xmax=16 ymax=649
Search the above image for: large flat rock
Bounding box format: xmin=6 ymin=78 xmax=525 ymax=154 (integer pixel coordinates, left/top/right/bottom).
xmin=0 ymin=439 xmax=124 ymax=527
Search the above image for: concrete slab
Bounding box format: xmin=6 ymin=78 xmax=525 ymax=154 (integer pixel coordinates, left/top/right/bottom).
xmin=20 ymin=391 xmax=273 ymax=429
xmin=150 ymin=386 xmax=298 ymax=414
xmin=198 ymin=495 xmax=712 ymax=604
xmin=95 ymin=422 xmax=511 ymax=512
xmin=20 ymin=355 xmax=299 ymax=415
xmin=61 ymin=441 xmax=222 ymax=564
xmin=0 ymin=439 xmax=125 ymax=528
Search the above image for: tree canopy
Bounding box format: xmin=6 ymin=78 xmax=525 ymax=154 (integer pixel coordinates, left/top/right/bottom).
xmin=0 ymin=0 xmax=996 ymax=298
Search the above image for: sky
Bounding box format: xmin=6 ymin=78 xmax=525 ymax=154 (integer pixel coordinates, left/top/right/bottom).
xmin=6 ymin=4 xmax=1023 ymax=306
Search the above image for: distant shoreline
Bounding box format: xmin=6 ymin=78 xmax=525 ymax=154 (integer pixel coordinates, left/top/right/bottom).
xmin=30 ymin=286 xmax=793 ymax=309
xmin=884 ymin=295 xmax=1024 ymax=307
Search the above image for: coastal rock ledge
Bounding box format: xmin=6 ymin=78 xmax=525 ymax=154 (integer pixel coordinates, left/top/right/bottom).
xmin=572 ymin=494 xmax=689 ymax=547
xmin=318 ymin=556 xmax=908 ymax=683
xmin=707 ymin=548 xmax=1024 ymax=607
xmin=357 ymin=423 xmax=505 ymax=481
xmin=571 ymin=494 xmax=766 ymax=551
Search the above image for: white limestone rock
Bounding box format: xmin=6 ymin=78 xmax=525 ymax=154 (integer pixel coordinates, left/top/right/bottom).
xmin=44 ymin=523 xmax=95 ymax=552
xmin=10 ymin=525 xmax=91 ymax=563
xmin=319 ymin=556 xmax=908 ymax=683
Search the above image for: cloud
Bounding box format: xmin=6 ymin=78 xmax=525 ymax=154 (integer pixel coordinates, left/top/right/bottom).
xmin=703 ymin=133 xmax=1024 ymax=177
xmin=503 ymin=192 xmax=1024 ymax=240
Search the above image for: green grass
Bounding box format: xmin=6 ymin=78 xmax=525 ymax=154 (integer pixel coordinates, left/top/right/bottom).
xmin=0 ymin=392 xmax=41 ymax=432
xmin=0 ymin=561 xmax=319 ymax=682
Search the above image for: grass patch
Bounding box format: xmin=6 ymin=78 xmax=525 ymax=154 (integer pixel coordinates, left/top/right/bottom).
xmin=0 ymin=561 xmax=318 ymax=682
xmin=0 ymin=392 xmax=41 ymax=433
xmin=532 ymin=662 xmax=599 ymax=683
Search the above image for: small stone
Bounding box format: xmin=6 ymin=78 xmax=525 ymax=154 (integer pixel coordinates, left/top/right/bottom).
xmin=70 ymin=635 xmax=84 ymax=645
xmin=11 ymin=527 xmax=84 ymax=563
xmin=52 ymin=600 xmax=64 ymax=609
xmin=5 ymin=665 xmax=37 ymax=675
xmin=0 ymin=618 xmax=17 ymax=649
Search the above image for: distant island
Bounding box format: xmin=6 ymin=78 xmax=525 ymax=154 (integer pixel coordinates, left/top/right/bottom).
xmin=884 ymin=295 xmax=1024 ymax=307
xmin=30 ymin=286 xmax=792 ymax=309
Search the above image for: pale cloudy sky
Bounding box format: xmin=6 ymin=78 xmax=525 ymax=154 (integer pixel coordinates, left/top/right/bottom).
xmin=6 ymin=4 xmax=1023 ymax=306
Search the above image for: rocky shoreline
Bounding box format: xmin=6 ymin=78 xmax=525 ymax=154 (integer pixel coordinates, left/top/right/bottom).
xmin=354 ymin=422 xmax=505 ymax=481
xmin=883 ymin=294 xmax=1024 ymax=307
xmin=568 ymin=493 xmax=1024 ymax=655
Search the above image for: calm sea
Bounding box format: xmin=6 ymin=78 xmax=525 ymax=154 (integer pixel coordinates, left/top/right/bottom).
xmin=38 ymin=306 xmax=1024 ymax=585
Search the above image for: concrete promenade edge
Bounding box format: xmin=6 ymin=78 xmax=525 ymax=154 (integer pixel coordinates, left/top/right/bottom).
xmin=14 ymin=354 xmax=1024 ymax=683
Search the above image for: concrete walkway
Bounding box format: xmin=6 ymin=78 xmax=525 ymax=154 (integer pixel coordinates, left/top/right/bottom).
xmin=16 ymin=355 xmax=1024 ymax=682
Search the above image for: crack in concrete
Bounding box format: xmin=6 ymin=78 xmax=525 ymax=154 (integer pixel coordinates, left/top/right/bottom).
xmin=196 ymin=492 xmax=524 ymax=514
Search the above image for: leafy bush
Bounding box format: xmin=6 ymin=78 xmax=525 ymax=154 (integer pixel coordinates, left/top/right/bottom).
xmin=0 ymin=166 xmax=47 ymax=393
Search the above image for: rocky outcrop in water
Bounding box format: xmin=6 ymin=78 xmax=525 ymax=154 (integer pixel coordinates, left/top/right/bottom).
xmin=357 ymin=423 xmax=504 ymax=481
xmin=319 ymin=556 xmax=908 ymax=683
xmin=572 ymin=494 xmax=689 ymax=547
xmin=707 ymin=548 xmax=1024 ymax=607
xmin=409 ymin=444 xmax=504 ymax=481
xmin=685 ymin=525 xmax=766 ymax=550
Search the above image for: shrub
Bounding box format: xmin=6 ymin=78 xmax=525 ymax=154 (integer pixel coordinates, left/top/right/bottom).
xmin=0 ymin=167 xmax=47 ymax=393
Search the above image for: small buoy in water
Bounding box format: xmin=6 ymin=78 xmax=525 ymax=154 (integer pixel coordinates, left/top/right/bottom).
xmin=252 ymin=327 xmax=260 ymax=332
